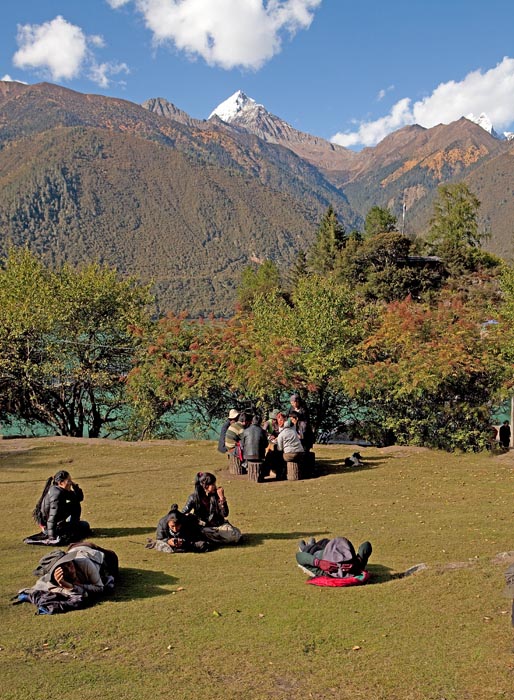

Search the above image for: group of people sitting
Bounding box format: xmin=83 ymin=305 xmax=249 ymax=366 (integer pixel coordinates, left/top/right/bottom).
xmin=16 ymin=393 xmax=372 ymax=613
xmin=17 ymin=468 xmax=243 ymax=613
xmin=218 ymin=393 xmax=315 ymax=479
xmin=152 ymin=471 xmax=241 ymax=552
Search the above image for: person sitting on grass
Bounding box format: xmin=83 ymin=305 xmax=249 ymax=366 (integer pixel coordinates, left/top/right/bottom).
xmin=296 ymin=536 xmax=372 ymax=579
xmin=26 ymin=470 xmax=91 ymax=545
xmin=182 ymin=472 xmax=241 ymax=544
xmin=154 ymin=504 xmax=209 ymax=553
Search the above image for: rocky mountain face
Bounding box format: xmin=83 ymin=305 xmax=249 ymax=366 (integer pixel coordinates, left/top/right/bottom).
xmin=0 ymin=81 xmax=354 ymax=316
xmin=1 ymin=80 xmax=513 ymax=316
xmin=206 ymin=90 xmax=356 ymax=174
xmin=200 ymin=90 xmax=512 ymax=255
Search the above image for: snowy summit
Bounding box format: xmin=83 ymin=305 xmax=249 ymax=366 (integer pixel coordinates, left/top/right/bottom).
xmin=466 ymin=111 xmax=514 ymax=140
xmin=209 ymin=90 xmax=260 ymax=123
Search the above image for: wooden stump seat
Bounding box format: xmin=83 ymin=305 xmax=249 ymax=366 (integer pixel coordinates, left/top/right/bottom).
xmin=247 ymin=461 xmax=263 ymax=482
xmin=228 ymin=453 xmax=244 ymax=475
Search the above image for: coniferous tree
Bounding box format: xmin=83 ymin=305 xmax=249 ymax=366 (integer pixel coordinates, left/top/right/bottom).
xmin=307 ymin=205 xmax=346 ymax=274
xmin=364 ymin=206 xmax=397 ymax=237
xmin=427 ymin=183 xmax=483 ymax=273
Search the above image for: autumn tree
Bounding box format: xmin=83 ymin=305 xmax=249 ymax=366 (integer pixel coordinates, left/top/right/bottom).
xmin=0 ymin=248 xmax=151 ymax=437
xmin=342 ymin=296 xmax=505 ymax=451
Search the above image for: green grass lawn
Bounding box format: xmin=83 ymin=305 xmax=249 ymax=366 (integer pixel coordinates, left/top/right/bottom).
xmin=1 ymin=438 xmax=513 ymax=700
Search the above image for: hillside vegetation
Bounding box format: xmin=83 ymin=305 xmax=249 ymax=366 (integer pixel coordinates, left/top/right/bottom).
xmin=1 ymin=81 xmax=514 ymax=314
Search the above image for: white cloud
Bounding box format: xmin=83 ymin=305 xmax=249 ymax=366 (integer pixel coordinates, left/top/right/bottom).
xmin=13 ymin=16 xmax=88 ymax=81
xmin=89 ymin=61 xmax=130 ymax=88
xmin=110 ymin=0 xmax=322 ymax=70
xmin=332 ymin=57 xmax=514 ymax=148
xmin=11 ymin=15 xmax=130 ymax=88
xmin=377 ymin=84 xmax=394 ymax=101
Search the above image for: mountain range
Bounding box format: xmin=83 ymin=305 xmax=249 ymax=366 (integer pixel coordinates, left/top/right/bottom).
xmin=0 ymin=81 xmax=513 ymax=315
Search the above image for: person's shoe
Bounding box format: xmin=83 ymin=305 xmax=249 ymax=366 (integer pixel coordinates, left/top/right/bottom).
xmin=306 ymin=537 xmax=316 ymax=547
xmin=297 ymin=539 xmax=307 ymax=551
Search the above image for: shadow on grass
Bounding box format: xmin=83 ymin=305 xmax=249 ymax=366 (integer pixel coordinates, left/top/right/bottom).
xmin=114 ymin=567 xmax=178 ymax=600
xmin=93 ymin=527 xmax=155 ymax=538
xmin=240 ymin=531 xmax=329 ymax=547
xmin=366 ymin=563 xmax=397 ymax=584
xmin=314 ymin=455 xmax=392 ymax=476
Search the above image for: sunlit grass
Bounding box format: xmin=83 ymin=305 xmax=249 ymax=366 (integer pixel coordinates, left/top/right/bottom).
xmin=1 ymin=438 xmax=513 ymax=699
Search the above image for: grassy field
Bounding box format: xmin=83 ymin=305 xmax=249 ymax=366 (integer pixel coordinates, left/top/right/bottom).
xmin=1 ymin=437 xmax=513 ymax=700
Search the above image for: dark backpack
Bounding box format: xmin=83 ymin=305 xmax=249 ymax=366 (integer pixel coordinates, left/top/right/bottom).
xmin=32 ymin=549 xmax=66 ymax=577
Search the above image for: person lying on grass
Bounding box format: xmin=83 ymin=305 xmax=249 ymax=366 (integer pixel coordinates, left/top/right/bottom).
xmin=182 ymin=472 xmax=241 ymax=544
xmin=15 ymin=542 xmax=118 ymax=615
xmin=296 ymin=536 xmax=372 ymax=579
xmin=154 ymin=504 xmax=209 ymax=553
xmin=26 ymin=469 xmax=91 ymax=545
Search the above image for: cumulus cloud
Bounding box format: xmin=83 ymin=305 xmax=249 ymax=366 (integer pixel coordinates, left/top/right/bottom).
xmin=12 ymin=15 xmax=130 ymax=88
xmin=109 ymin=0 xmax=322 ymax=70
xmin=332 ymin=57 xmax=514 ymax=148
xmin=13 ymin=16 xmax=88 ymax=81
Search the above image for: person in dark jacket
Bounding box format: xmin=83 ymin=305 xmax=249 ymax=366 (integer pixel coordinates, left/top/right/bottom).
xmin=217 ymin=416 xmax=231 ymax=454
xmin=182 ymin=472 xmax=241 ymax=544
xmin=32 ymin=470 xmax=90 ymax=544
xmin=241 ymin=415 xmax=268 ymax=463
xmin=155 ymin=504 xmax=209 ymax=552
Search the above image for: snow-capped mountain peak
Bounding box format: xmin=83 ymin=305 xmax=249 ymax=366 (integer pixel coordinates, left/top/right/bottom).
xmin=466 ymin=112 xmax=514 ymax=140
xmin=208 ymin=90 xmax=260 ymax=122
xmin=467 ymin=112 xmax=495 ymax=134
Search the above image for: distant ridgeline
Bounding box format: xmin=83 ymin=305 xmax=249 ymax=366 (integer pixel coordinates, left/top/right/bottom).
xmin=0 ymin=81 xmax=514 ymax=315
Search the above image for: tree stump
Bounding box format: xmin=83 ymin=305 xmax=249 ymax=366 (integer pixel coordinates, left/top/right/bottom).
xmin=228 ymin=453 xmax=244 ymax=475
xmin=247 ymin=461 xmax=262 ymax=482
xmin=287 ymin=460 xmax=301 ymax=481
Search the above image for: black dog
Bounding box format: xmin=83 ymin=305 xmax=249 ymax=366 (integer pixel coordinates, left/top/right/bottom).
xmin=344 ymin=452 xmax=362 ymax=467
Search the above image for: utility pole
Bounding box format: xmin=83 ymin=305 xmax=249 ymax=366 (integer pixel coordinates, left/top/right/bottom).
xmin=401 ymin=193 xmax=406 ymax=235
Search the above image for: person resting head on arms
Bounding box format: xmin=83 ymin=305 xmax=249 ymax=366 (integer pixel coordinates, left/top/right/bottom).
xmin=182 ymin=472 xmax=241 ymax=545
xmin=154 ymin=504 xmax=209 ymax=553
xmin=16 ymin=542 xmax=118 ymax=614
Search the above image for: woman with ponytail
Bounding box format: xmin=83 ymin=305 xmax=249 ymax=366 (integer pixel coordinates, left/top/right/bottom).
xmin=182 ymin=472 xmax=241 ymax=544
xmin=30 ymin=470 xmax=90 ymax=544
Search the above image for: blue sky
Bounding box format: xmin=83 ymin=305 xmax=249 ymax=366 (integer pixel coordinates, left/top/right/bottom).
xmin=2 ymin=1 xmax=514 ymax=148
